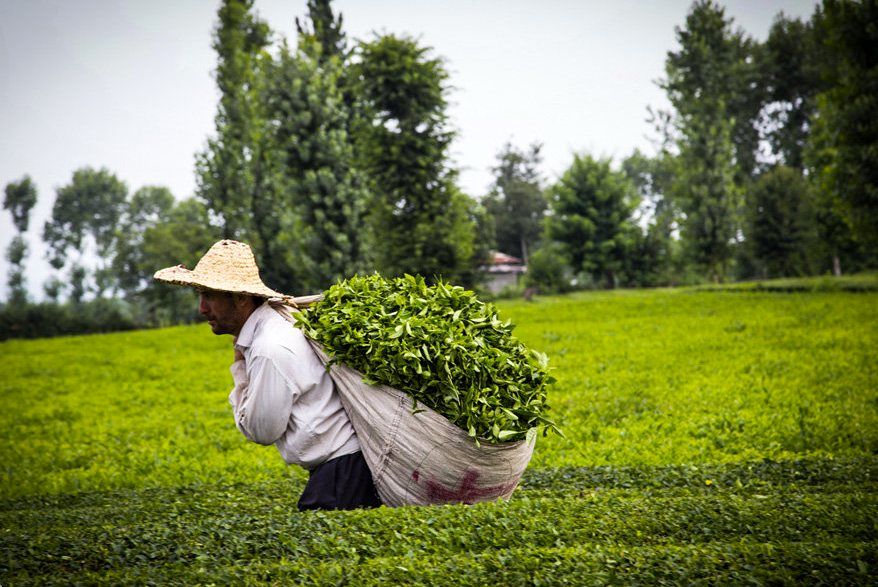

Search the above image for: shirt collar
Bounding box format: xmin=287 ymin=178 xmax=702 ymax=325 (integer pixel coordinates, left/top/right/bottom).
xmin=235 ymin=301 xmax=271 ymax=349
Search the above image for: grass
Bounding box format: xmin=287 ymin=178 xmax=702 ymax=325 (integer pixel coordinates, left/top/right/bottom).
xmin=2 ymin=281 xmax=876 ymax=584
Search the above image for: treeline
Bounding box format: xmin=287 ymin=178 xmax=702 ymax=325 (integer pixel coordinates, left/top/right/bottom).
xmin=2 ymin=0 xmax=876 ymax=340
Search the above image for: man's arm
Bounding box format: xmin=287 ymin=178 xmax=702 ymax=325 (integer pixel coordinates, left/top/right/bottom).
xmin=229 ymin=353 xmax=295 ymax=445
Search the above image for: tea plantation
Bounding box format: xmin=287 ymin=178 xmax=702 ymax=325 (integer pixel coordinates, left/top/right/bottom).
xmin=2 ymin=281 xmax=876 ymax=585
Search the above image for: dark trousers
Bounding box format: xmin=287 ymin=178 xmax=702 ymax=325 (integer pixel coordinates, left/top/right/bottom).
xmin=297 ymin=451 xmax=383 ymax=511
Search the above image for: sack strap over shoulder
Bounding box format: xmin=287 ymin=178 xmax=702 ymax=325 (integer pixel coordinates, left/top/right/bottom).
xmin=267 ymin=294 xmax=324 ymax=322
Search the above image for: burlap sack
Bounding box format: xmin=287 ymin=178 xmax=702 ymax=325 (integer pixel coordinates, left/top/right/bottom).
xmin=272 ymin=300 xmax=535 ymax=507
xmin=308 ymin=342 xmax=535 ymax=507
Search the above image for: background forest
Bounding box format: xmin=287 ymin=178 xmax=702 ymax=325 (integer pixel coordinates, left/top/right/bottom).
xmin=2 ymin=0 xmax=876 ymax=339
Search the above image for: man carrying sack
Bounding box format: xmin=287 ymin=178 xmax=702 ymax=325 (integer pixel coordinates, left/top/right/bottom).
xmin=154 ymin=239 xmax=382 ymax=511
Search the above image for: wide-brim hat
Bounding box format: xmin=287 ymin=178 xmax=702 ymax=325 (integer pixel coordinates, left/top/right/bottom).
xmin=154 ymin=239 xmax=286 ymax=299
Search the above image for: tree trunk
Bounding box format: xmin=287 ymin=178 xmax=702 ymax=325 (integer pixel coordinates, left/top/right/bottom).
xmin=832 ymin=254 xmax=842 ymax=277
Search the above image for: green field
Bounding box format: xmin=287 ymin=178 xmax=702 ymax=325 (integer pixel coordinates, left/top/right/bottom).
xmin=2 ymin=285 xmax=877 ymax=584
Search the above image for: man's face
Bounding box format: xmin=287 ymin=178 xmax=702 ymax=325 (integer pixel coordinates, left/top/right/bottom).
xmin=198 ymin=291 xmax=252 ymax=336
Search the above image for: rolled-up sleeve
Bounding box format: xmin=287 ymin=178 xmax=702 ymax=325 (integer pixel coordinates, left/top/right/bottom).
xmin=228 ymin=355 xmax=295 ymax=445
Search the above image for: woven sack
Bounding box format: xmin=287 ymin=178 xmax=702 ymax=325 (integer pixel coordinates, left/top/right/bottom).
xmin=273 ymin=300 xmax=535 ymax=507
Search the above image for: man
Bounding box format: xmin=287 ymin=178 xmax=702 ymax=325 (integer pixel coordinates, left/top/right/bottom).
xmin=154 ymin=239 xmax=382 ymax=511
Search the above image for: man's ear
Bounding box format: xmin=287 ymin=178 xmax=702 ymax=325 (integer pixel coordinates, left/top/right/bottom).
xmin=233 ymin=293 xmax=260 ymax=310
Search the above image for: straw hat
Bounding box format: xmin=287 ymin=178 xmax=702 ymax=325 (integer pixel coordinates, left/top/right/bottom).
xmin=154 ymin=239 xmax=286 ymax=299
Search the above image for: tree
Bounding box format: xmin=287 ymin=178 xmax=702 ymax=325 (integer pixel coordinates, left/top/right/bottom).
xmin=43 ymin=277 xmax=64 ymax=303
xmin=3 ymin=176 xmax=37 ymax=305
xmin=259 ymin=35 xmax=370 ymax=293
xmin=198 ymin=0 xmax=371 ymax=294
xmin=761 ymin=13 xmax=825 ymax=170
xmin=662 ymin=1 xmax=763 ymax=180
xmin=295 ymin=0 xmax=346 ymax=64
xmin=746 ymin=166 xmax=817 ymax=277
xmin=4 ymin=237 xmax=28 ymax=305
xmin=810 ymin=0 xmax=878 ymax=250
xmin=622 ymin=150 xmax=679 ymax=284
xmin=4 ymin=176 xmax=37 ymax=234
xmin=137 ymin=198 xmax=219 ymax=325
xmin=482 ymin=142 xmax=546 ymax=262
xmin=804 ymin=90 xmax=870 ymax=276
xmin=524 ymin=242 xmax=573 ymax=294
xmin=296 ymin=0 xmax=360 ymax=139
xmin=457 ymin=193 xmax=497 ymax=289
xmin=196 ymin=0 xmax=271 ymax=241
xmin=545 ymin=154 xmax=638 ymax=288
xmin=660 ymin=0 xmax=755 ymax=281
xmin=112 ymin=186 xmax=176 ymax=298
xmin=675 ymin=113 xmax=741 ymax=281
xmin=352 ymin=34 xmax=474 ymax=283
xmin=43 ymin=167 xmax=128 ymax=299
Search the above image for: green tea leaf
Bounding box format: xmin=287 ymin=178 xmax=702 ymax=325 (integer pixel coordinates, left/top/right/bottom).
xmin=296 ymin=274 xmax=559 ymax=443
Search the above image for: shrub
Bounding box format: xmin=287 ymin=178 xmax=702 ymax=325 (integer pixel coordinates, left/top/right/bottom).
xmin=524 ymin=243 xmax=573 ymax=294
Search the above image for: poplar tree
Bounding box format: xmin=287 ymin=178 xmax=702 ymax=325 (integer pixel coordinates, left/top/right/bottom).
xmin=295 ymin=0 xmax=346 ymax=63
xmin=660 ymin=0 xmax=755 ymax=281
xmin=3 ymin=176 xmax=37 ymax=305
xmin=195 ymin=0 xmax=271 ymax=241
xmin=762 ymin=14 xmax=825 ymax=170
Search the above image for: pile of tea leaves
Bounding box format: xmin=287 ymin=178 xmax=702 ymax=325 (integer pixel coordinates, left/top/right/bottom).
xmin=295 ymin=274 xmax=557 ymax=443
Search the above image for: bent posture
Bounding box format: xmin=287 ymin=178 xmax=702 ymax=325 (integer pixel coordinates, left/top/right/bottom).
xmin=155 ymin=240 xmax=382 ymax=511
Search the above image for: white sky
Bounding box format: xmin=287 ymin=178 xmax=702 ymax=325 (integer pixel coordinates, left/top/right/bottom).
xmin=0 ymin=0 xmax=817 ymax=299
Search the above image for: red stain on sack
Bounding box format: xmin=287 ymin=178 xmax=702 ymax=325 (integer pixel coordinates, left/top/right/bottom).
xmin=411 ymin=468 xmax=517 ymax=504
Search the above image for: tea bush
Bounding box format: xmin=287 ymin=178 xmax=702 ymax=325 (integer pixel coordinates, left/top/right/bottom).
xmin=1 ymin=282 xmax=876 ymax=584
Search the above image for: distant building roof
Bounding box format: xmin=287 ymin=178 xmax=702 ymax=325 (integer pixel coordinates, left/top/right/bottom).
xmin=489 ymin=251 xmax=524 ymax=265
xmin=481 ymin=250 xmax=526 ymax=275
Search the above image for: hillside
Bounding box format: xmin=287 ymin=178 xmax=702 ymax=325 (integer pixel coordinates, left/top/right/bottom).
xmin=2 ymin=286 xmax=876 ymax=584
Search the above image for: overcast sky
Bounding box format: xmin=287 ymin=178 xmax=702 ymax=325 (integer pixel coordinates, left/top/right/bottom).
xmin=0 ymin=0 xmax=817 ymax=299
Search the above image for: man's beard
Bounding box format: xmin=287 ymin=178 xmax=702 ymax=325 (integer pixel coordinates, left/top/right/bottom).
xmin=207 ymin=319 xmax=233 ymax=335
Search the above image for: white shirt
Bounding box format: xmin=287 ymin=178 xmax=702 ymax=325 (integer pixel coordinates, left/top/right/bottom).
xmin=228 ymin=302 xmax=360 ymax=470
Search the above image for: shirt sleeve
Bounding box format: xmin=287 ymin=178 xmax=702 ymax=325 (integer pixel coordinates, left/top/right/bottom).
xmin=228 ymin=355 xmax=295 ymax=445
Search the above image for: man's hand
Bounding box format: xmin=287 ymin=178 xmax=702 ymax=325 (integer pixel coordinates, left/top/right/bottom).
xmin=233 ymin=338 xmax=244 ymax=362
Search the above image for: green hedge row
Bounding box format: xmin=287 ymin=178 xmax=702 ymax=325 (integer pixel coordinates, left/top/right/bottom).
xmin=5 ymin=455 xmax=871 ymax=514
xmin=694 ymin=272 xmax=878 ymax=293
xmin=20 ymin=541 xmax=875 ymax=586
xmin=4 ymin=477 xmax=874 ymax=578
xmin=519 ymin=456 xmax=878 ymax=492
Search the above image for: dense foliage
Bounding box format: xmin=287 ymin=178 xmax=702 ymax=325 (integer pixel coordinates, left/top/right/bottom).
xmin=352 ymin=34 xmax=476 ymax=283
xmin=5 ymin=0 xmax=877 ymax=324
xmin=659 ymin=0 xmax=753 ymax=282
xmin=545 ymin=154 xmax=639 ymax=289
xmin=262 ymin=36 xmax=369 ymax=293
xmin=1 ymin=285 xmax=875 ymax=584
xmin=296 ymin=274 xmax=557 ymax=443
xmin=482 ymin=142 xmax=546 ymax=261
xmin=810 ymin=0 xmax=878 ymax=250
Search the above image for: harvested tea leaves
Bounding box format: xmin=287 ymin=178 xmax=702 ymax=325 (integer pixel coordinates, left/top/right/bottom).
xmin=295 ymin=274 xmax=559 ymax=443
